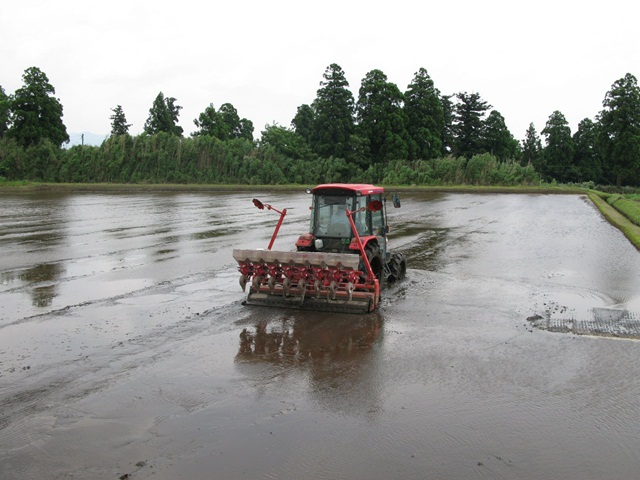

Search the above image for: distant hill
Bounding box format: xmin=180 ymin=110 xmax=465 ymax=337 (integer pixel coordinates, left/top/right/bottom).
xmin=67 ymin=132 xmax=108 ymax=147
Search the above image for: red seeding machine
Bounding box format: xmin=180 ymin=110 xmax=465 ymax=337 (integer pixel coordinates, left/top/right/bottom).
xmin=233 ymin=183 xmax=406 ymax=314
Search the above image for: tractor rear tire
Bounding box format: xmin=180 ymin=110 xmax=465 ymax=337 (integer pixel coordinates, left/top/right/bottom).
xmin=388 ymin=252 xmax=406 ymax=282
xmin=364 ymin=242 xmax=383 ymax=280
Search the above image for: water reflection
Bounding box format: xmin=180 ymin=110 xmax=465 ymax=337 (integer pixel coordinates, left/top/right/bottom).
xmin=22 ymin=263 xmax=65 ymax=307
xmin=30 ymin=284 xmax=57 ymax=308
xmin=1 ymin=263 xmax=66 ymax=308
xmin=236 ymin=312 xmax=385 ymax=418
xmin=237 ymin=314 xmax=382 ymax=363
xmin=191 ymin=228 xmax=240 ymax=240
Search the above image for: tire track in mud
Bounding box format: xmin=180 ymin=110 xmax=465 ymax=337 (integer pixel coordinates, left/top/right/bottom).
xmin=390 ymin=200 xmax=640 ymax=340
xmin=0 ymin=192 xmax=310 ymax=453
xmin=0 ymin=266 xmax=247 ymax=445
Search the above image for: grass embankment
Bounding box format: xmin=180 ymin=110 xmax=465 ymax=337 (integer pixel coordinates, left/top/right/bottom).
xmin=588 ymin=192 xmax=640 ymax=251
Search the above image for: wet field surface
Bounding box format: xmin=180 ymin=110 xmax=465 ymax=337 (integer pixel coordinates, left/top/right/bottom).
xmin=2 ymin=190 xmax=640 ymax=479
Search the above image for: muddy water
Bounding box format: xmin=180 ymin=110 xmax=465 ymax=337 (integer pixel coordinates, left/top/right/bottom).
xmin=1 ymin=191 xmax=640 ymax=480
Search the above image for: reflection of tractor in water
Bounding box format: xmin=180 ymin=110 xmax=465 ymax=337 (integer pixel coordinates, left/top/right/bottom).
xmin=233 ymin=184 xmax=406 ymax=314
xmin=238 ymin=315 xmax=382 ymax=361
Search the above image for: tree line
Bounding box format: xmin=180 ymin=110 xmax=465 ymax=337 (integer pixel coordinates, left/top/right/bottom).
xmin=1 ymin=65 xmax=639 ymax=187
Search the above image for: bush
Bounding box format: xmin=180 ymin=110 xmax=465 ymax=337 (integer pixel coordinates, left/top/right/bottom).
xmin=0 ymin=134 xmax=544 ymax=187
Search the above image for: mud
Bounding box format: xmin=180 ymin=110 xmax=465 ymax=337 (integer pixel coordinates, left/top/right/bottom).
xmin=2 ymin=191 xmax=640 ymax=479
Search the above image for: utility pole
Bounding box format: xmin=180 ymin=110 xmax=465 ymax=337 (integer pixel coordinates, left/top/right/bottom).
xmin=81 ymin=133 xmax=84 ymax=146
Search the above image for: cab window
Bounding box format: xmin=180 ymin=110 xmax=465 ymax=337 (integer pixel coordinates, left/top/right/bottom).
xmin=314 ymin=194 xmax=354 ymax=237
xmin=353 ymin=195 xmax=370 ymax=235
xmin=370 ymin=194 xmax=385 ymax=236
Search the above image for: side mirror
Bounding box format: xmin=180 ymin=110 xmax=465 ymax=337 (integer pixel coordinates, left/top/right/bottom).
xmin=253 ymin=198 xmax=265 ymax=210
xmin=392 ymin=193 xmax=401 ymax=208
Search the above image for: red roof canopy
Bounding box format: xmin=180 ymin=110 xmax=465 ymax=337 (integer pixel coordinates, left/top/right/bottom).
xmin=312 ymin=183 xmax=384 ymax=195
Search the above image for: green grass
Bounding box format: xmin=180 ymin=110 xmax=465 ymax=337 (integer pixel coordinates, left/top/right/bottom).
xmin=610 ymin=197 xmax=640 ymax=227
xmin=0 ymin=179 xmax=32 ymax=187
xmin=589 ymin=192 xmax=640 ymax=250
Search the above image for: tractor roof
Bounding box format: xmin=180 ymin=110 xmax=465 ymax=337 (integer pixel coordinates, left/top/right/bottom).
xmin=312 ymin=183 xmax=384 ymax=195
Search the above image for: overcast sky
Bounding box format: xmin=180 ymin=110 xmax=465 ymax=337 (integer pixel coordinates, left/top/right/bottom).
xmin=2 ymin=0 xmax=638 ymax=145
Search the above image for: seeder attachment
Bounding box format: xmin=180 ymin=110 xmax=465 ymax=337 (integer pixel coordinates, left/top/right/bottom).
xmin=233 ymin=249 xmax=380 ymax=314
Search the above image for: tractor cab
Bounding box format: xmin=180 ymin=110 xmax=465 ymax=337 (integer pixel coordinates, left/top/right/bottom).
xmin=296 ymin=184 xmax=387 ymax=256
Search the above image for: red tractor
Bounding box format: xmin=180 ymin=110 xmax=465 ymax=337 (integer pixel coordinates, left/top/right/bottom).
xmin=233 ymin=183 xmax=406 ymax=313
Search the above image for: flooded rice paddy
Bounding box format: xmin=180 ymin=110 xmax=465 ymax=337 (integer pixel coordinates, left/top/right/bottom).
xmin=1 ymin=190 xmax=640 ymax=479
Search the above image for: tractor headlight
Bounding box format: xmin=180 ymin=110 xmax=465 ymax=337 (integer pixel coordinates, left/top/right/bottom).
xmin=314 ymin=239 xmax=324 ymax=250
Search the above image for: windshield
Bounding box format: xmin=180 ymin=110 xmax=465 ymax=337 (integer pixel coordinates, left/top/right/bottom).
xmin=312 ymin=194 xmax=370 ymax=237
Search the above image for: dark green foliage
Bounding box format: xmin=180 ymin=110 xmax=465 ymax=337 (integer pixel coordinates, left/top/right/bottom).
xmin=20 ymin=139 xmax=64 ymax=181
xmin=58 ymin=144 xmax=102 ymax=182
xmin=238 ymin=118 xmax=254 ymax=142
xmin=572 ymin=118 xmax=602 ymax=183
xmin=311 ymin=64 xmax=355 ymax=160
xmin=259 ymin=124 xmax=314 ymax=161
xmin=356 ymin=69 xmax=409 ymax=164
xmin=541 ymin=111 xmax=574 ymax=182
xmin=110 ymin=105 xmax=131 ymax=135
xmin=440 ymin=95 xmax=455 ymax=156
xmin=193 ymin=104 xmax=223 ymax=138
xmin=521 ymin=123 xmax=543 ymax=168
xmin=596 ymin=73 xmax=640 ymax=187
xmin=193 ymin=102 xmax=254 ymax=141
xmin=0 ymin=126 xmax=539 ymax=186
xmin=58 ymin=134 xmax=259 ymax=184
xmin=381 ymin=154 xmax=539 ymax=186
xmin=451 ymin=92 xmax=491 ymax=158
xmin=1 ymin=64 xmax=638 ymax=188
xmin=0 ymin=85 xmax=10 ymax=137
xmin=291 ymin=104 xmax=315 ymax=145
xmin=482 ymin=110 xmax=520 ymax=161
xmin=144 ymin=92 xmax=183 ymax=136
xmin=8 ymin=67 xmax=69 ymax=148
xmin=404 ymin=68 xmax=445 ymax=160
xmin=0 ymin=138 xmax=26 ymax=179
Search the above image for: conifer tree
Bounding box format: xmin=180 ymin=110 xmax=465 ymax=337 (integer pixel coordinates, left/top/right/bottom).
xmin=356 ymin=69 xmax=409 ymax=164
xmin=144 ymin=92 xmax=183 ymax=136
xmin=452 ymin=92 xmax=490 ymax=158
xmin=521 ymin=123 xmax=543 ymax=168
xmin=312 ymin=64 xmax=355 ymax=159
xmin=292 ymin=104 xmax=315 ymax=145
xmin=0 ymin=85 xmax=10 ymax=137
xmin=110 ymin=105 xmax=131 ymax=135
xmin=596 ymin=73 xmax=640 ymax=186
xmin=541 ymin=110 xmax=574 ymax=182
xmin=404 ymin=68 xmax=444 ymax=160
xmin=572 ymin=118 xmax=602 ymax=182
xmin=481 ymin=110 xmax=519 ymax=161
